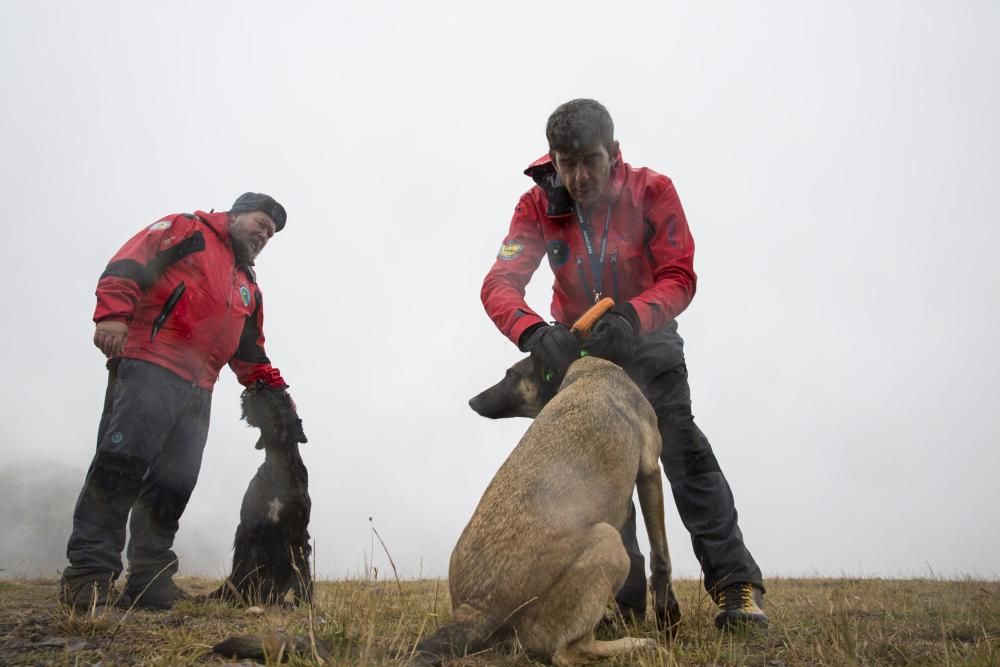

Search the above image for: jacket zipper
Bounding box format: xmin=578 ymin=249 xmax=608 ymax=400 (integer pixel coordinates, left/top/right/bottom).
xmin=610 ymin=252 xmax=620 ymax=303
xmin=195 ymin=262 xmax=240 ymax=388
xmin=150 ymin=282 xmax=186 ymax=342
xmin=575 ymin=256 xmax=593 ymax=300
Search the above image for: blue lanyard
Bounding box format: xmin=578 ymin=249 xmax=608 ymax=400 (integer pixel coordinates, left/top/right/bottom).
xmin=575 ymin=202 xmax=613 ymax=303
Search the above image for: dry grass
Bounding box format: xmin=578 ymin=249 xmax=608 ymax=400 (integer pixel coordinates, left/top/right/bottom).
xmin=0 ymin=576 xmax=998 ymax=665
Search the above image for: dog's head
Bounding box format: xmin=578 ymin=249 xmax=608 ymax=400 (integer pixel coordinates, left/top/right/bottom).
xmin=468 ymin=355 xmax=560 ymax=419
xmin=241 ymin=382 xmax=308 ymax=451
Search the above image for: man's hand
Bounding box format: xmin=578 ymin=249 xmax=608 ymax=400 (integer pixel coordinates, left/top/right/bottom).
xmin=94 ymin=320 xmax=128 ymax=357
xmin=582 ymin=304 xmax=638 ymax=366
xmin=241 ymin=382 xmax=308 ymax=448
xmin=521 ymin=323 xmax=580 ymax=382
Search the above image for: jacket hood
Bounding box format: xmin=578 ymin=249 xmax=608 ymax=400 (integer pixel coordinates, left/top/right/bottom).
xmin=193 ymin=210 xmax=258 ymax=274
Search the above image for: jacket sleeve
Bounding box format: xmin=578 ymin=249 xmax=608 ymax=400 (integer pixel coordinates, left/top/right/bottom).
xmin=228 ymin=287 xmax=287 ymax=389
xmin=94 ymin=215 xmax=203 ymax=324
xmin=627 ymin=180 xmax=698 ymax=333
xmin=480 ymin=193 xmax=549 ymax=346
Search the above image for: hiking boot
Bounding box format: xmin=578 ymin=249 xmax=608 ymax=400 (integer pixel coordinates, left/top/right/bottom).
xmin=124 ymin=579 xmax=190 ymax=610
xmin=714 ymin=583 xmax=768 ymax=631
xmin=59 ymin=576 xmax=131 ymax=612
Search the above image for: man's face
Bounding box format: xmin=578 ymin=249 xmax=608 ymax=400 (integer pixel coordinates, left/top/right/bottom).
xmin=551 ymin=141 xmax=617 ymax=208
xmin=230 ymin=211 xmax=277 ymax=263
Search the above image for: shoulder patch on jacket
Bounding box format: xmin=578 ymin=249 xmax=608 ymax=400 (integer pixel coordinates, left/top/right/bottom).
xmin=498 ymin=239 xmax=524 ymax=261
xmin=148 ymin=220 xmax=172 ymax=231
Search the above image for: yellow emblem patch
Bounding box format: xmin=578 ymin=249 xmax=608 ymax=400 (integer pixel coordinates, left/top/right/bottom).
xmin=498 ymin=240 xmax=523 ymax=261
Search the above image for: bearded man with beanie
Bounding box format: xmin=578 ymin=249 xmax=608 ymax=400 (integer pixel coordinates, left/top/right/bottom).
xmin=59 ymin=193 xmax=307 ymax=611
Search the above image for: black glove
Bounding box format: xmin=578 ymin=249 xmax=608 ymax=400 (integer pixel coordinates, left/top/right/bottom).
xmin=519 ymin=322 xmax=580 ymax=383
xmin=582 ymin=304 xmax=639 ymax=366
xmin=241 ymin=382 xmax=308 ymax=449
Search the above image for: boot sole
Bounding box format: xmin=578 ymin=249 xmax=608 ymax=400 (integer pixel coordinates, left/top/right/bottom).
xmin=715 ymin=611 xmax=769 ymax=633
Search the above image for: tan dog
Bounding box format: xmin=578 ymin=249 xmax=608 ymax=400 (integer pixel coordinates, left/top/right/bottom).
xmin=410 ymin=355 xmax=678 ymax=666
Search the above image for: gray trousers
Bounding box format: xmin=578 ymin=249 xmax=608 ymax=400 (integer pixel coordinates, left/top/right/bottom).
xmin=615 ymin=323 xmax=763 ymax=611
xmin=63 ymin=359 xmax=211 ymax=591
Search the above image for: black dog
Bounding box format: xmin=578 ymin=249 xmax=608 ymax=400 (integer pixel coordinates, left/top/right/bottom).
xmin=209 ymin=382 xmax=312 ymax=606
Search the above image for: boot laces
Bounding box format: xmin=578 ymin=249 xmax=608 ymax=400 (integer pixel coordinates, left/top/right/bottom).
xmin=716 ymin=583 xmax=758 ymax=611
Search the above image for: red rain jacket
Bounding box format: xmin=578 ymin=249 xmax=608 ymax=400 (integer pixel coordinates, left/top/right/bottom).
xmin=94 ymin=211 xmax=286 ymax=391
xmin=482 ymin=153 xmax=698 ymax=346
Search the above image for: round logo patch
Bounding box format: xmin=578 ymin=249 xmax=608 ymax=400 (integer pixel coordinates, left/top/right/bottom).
xmin=546 ymin=239 xmax=569 ymax=267
xmin=239 ymin=285 xmax=251 ymax=307
xmin=110 ymin=431 xmax=123 ymax=444
xmin=498 ymin=239 xmax=523 ymax=261
xmin=148 ymin=220 xmax=172 ymax=231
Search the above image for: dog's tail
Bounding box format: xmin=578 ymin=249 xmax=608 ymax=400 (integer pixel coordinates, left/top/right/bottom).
xmin=406 ymin=604 xmax=495 ymax=666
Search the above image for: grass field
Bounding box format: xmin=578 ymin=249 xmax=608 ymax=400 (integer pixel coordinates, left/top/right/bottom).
xmin=0 ymin=576 xmax=998 ymax=665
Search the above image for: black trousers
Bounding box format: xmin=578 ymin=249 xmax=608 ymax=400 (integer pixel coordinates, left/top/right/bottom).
xmin=615 ymin=323 xmax=763 ymax=611
xmin=63 ymin=359 xmax=212 ymax=590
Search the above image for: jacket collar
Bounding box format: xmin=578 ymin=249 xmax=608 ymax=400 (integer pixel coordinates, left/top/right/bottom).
xmin=523 ymin=149 xmax=626 ymax=218
xmin=193 ymin=210 xmax=232 ymax=242
xmin=193 ymin=210 xmax=255 ymax=277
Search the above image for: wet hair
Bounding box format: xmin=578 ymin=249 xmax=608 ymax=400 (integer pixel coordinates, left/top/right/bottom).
xmin=546 ymin=99 xmax=615 ymax=155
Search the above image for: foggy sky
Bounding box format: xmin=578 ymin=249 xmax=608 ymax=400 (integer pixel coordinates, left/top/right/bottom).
xmin=1 ymin=1 xmax=997 ymax=582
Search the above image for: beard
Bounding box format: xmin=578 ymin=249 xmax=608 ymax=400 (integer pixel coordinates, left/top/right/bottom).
xmin=232 ymin=237 xmax=254 ymax=266
xmin=230 ymin=229 xmax=259 ymax=267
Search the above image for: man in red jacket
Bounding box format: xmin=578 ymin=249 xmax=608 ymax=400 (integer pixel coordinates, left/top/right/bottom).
xmin=481 ymin=99 xmax=767 ymax=631
xmin=59 ymin=193 xmax=306 ymax=612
